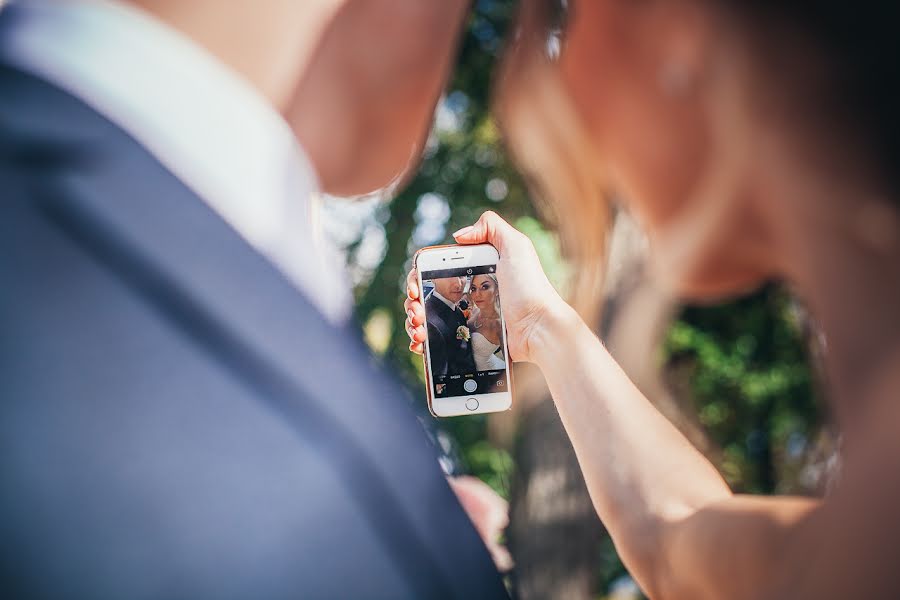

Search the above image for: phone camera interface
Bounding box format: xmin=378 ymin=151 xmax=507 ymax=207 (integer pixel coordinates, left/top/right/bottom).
xmin=421 ymin=264 xmax=507 ymax=398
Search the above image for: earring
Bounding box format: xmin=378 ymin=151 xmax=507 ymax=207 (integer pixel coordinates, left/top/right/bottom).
xmin=658 ymin=59 xmax=693 ymax=97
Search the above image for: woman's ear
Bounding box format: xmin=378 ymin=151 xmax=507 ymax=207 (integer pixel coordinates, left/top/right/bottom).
xmin=646 ymin=1 xmax=717 ymax=100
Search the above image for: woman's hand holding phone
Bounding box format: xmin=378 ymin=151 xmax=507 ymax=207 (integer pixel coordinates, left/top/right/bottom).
xmin=404 ymin=211 xmax=573 ymax=366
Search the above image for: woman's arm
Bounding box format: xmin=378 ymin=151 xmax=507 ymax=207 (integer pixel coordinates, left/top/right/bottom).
xmin=532 ymin=301 xmax=821 ymax=599
xmin=405 ymin=212 xmax=838 ymax=598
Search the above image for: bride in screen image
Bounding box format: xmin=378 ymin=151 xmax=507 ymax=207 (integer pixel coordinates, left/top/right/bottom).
xmin=467 ymin=274 xmax=506 ymax=371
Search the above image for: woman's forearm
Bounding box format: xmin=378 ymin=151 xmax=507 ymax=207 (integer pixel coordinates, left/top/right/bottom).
xmin=530 ymin=302 xmax=732 ymax=592
xmin=419 ymin=212 xmax=828 ymax=598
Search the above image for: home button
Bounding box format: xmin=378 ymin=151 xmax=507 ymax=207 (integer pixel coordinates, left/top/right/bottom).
xmin=465 ymin=398 xmax=479 ymax=411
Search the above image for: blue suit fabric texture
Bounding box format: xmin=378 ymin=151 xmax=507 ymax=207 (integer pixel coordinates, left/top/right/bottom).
xmin=0 ymin=60 xmax=508 ymax=600
xmin=424 ymin=293 xmax=476 ymax=378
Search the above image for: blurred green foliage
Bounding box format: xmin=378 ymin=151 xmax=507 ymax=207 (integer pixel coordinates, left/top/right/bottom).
xmin=351 ymin=0 xmax=532 ymax=499
xmin=663 ymin=285 xmax=821 ymax=495
xmin=342 ymin=1 xmax=823 ymax=597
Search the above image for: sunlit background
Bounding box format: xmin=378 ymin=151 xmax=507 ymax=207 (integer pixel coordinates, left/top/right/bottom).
xmin=320 ymin=2 xmax=828 ymax=598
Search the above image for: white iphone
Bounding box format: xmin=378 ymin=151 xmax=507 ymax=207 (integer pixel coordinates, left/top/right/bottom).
xmin=414 ymin=243 xmax=513 ymax=417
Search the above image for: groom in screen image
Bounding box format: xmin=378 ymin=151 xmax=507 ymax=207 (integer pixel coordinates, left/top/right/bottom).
xmin=426 ymin=276 xmax=477 ymax=377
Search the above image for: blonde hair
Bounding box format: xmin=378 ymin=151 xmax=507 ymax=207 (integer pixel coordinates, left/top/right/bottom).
xmin=472 ymin=273 xmax=501 ymax=323
xmin=492 ymin=0 xmax=610 ymax=326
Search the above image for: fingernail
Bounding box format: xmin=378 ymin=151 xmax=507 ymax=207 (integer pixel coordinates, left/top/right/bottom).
xmin=453 ymin=225 xmax=475 ymax=238
xmin=407 ymin=326 xmax=415 ymax=338
xmin=407 ymin=309 xmax=415 ymax=321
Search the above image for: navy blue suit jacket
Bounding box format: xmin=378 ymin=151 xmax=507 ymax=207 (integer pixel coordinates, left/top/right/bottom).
xmin=424 ymin=294 xmax=477 ymax=378
xmin=0 ymin=63 xmax=508 ymax=599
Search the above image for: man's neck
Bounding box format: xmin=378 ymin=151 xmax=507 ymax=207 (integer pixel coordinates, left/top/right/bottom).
xmin=128 ymin=0 xmax=342 ymax=112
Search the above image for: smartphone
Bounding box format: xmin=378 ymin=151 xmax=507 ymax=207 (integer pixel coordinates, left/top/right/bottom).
xmin=414 ymin=243 xmax=513 ymax=417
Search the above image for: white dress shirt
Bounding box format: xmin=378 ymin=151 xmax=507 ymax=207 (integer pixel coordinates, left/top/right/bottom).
xmin=0 ymin=0 xmax=351 ymax=324
xmin=431 ymin=291 xmax=459 ymax=312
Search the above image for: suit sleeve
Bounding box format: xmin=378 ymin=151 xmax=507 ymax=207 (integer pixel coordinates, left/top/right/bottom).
xmin=426 ymin=322 xmax=449 ymax=378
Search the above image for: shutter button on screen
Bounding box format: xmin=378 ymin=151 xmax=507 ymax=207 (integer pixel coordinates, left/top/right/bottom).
xmin=463 ymin=379 xmax=477 ymax=393
xmin=465 ymin=398 xmax=479 ymax=411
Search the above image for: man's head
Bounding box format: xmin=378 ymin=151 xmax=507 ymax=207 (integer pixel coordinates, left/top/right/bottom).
xmin=132 ymin=0 xmax=471 ymax=196
xmin=433 ymin=276 xmax=466 ymax=305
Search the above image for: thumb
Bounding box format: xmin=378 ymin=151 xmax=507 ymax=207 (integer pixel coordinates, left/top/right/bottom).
xmin=452 ymin=211 xmax=516 ymax=253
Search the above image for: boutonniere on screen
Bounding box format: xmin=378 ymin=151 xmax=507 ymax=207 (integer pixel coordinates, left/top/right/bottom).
xmin=456 ymin=325 xmax=471 ymax=342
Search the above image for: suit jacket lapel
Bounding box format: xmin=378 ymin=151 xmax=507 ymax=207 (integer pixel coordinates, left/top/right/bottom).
xmin=426 ymin=294 xmax=453 ymax=338
xmin=428 ymin=296 xmax=474 ymax=372
xmin=429 ymin=294 xmax=464 ymax=331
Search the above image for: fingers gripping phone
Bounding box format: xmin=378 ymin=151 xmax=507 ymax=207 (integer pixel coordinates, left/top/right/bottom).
xmin=414 ymin=244 xmax=513 ymax=417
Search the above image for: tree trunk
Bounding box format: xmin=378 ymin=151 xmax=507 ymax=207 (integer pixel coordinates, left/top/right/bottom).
xmin=507 ymin=388 xmax=606 ymax=600
xmin=505 ymin=213 xmax=719 ymax=599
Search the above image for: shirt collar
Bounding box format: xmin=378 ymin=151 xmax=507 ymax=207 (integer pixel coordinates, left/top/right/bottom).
xmin=0 ymin=0 xmax=319 ymax=241
xmin=1 ymin=0 xmax=352 ymax=324
xmin=431 ymin=291 xmax=458 ymax=312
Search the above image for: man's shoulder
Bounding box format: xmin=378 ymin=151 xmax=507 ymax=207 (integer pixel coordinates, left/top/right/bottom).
xmin=424 ymin=293 xmax=440 ymax=315
xmin=425 ymin=293 xmax=452 ymax=315
xmin=425 ymin=294 xmax=453 ymax=328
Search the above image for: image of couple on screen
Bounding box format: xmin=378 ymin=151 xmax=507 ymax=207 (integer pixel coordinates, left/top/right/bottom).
xmin=425 ymin=273 xmax=506 ymax=377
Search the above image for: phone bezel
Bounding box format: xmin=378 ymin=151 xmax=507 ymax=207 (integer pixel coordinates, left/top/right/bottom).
xmin=414 ymin=243 xmax=513 ymax=417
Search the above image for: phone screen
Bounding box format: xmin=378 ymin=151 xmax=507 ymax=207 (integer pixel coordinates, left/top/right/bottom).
xmin=421 ymin=264 xmax=507 ymax=398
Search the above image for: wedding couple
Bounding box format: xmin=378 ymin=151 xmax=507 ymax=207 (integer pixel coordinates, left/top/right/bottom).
xmin=426 ymin=274 xmax=505 ymax=377
xmin=400 ymin=0 xmax=900 ymax=597
xmin=6 ymin=0 xmax=900 ymax=596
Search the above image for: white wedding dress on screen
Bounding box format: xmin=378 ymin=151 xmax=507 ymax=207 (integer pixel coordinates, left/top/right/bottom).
xmin=471 ymin=332 xmax=506 ymax=371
